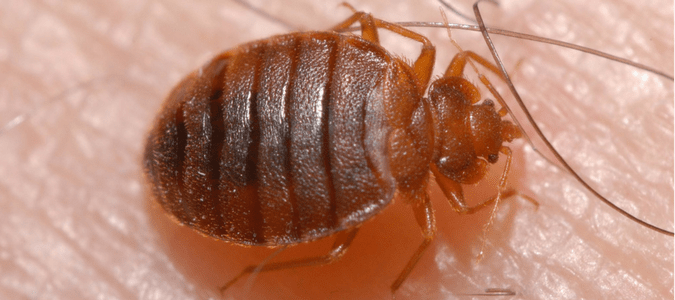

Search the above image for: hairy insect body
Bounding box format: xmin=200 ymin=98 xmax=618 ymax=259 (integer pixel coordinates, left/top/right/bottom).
xmin=144 ymin=31 xmax=432 ymax=246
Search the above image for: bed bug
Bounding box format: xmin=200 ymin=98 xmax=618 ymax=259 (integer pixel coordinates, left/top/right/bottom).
xmin=142 ymin=1 xmax=673 ymax=296
xmin=142 ymin=4 xmax=524 ymax=293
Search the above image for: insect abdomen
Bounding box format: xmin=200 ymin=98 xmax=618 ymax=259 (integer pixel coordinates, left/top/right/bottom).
xmin=144 ymin=32 xmax=403 ymax=246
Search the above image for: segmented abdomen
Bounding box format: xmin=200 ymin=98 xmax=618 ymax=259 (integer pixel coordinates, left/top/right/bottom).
xmin=144 ymin=32 xmax=399 ymax=246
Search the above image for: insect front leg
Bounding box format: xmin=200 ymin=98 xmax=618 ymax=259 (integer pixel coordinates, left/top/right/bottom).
xmin=430 ymin=161 xmax=516 ymax=216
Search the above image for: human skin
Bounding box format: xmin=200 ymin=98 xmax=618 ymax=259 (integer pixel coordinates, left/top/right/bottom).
xmin=0 ymin=0 xmax=672 ymax=299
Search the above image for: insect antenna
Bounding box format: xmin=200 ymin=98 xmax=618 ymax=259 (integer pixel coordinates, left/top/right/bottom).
xmin=469 ymin=0 xmax=673 ymax=236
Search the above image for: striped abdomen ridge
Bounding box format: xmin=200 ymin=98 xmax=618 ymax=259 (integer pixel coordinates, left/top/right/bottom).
xmin=144 ymin=32 xmax=396 ymax=246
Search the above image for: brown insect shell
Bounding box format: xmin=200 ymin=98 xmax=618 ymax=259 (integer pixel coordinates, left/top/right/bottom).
xmin=143 ymin=31 xmax=435 ymax=247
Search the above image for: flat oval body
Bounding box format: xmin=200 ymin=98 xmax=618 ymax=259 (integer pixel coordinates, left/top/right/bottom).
xmin=143 ymin=31 xmax=431 ymax=246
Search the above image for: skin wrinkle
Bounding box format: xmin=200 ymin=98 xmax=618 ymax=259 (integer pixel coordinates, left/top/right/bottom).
xmin=0 ymin=0 xmax=671 ymax=299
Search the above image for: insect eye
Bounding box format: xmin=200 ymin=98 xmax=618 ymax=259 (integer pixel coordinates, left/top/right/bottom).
xmin=488 ymin=154 xmax=499 ymax=163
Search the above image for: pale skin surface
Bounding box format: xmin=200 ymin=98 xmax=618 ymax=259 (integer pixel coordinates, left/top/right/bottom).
xmin=0 ymin=0 xmax=672 ymax=299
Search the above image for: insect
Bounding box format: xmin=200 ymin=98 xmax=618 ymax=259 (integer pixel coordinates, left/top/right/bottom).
xmin=144 ymin=1 xmax=524 ymax=292
xmin=141 ymin=0 xmax=672 ymax=298
xmin=0 ymin=1 xmax=669 ymax=300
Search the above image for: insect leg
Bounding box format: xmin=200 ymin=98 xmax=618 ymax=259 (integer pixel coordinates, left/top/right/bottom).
xmin=391 ymin=192 xmax=436 ymax=294
xmin=431 ymin=162 xmax=517 ymax=215
xmin=329 ymin=10 xmax=381 ymax=44
xmin=330 ymin=8 xmax=436 ymax=91
xmin=443 ymin=50 xmax=521 ymax=118
xmin=445 ymin=50 xmax=503 ymax=79
xmin=445 ymin=51 xmax=514 ymax=114
xmin=220 ymin=228 xmax=359 ymax=293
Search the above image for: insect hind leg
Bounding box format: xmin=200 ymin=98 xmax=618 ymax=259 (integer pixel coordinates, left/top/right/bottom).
xmin=220 ymin=228 xmax=359 ymax=294
xmin=391 ymin=192 xmax=436 ymax=294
